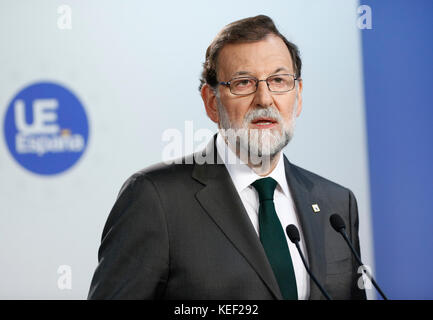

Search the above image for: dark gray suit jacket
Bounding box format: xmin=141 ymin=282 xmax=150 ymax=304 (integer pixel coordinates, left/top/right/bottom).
xmin=88 ymin=136 xmax=366 ymax=300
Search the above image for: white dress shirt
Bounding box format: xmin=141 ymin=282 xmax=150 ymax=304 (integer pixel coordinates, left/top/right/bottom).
xmin=216 ymin=133 xmax=310 ymax=300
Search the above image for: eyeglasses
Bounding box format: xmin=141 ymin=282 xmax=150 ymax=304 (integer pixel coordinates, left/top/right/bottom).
xmin=219 ymin=73 xmax=298 ymax=95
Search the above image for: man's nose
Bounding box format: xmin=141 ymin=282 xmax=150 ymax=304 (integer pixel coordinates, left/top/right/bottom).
xmin=253 ymin=80 xmax=273 ymax=108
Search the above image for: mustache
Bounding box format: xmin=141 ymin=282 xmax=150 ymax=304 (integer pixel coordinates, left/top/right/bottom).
xmin=243 ymin=107 xmax=282 ymax=125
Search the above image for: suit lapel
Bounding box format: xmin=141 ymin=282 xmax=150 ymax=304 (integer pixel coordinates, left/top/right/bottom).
xmin=284 ymin=156 xmax=328 ymax=300
xmin=192 ymin=136 xmax=283 ymax=300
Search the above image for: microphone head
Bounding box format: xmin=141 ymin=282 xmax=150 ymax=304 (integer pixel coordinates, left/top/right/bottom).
xmin=286 ymin=224 xmax=300 ymax=243
xmin=330 ymin=213 xmax=346 ymax=232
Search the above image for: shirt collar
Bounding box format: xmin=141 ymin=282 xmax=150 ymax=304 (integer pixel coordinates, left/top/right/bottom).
xmin=216 ymin=132 xmax=290 ymax=197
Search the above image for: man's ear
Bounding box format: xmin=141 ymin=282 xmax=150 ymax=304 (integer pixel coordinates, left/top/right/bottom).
xmin=295 ymin=79 xmax=303 ymax=117
xmin=201 ymin=84 xmax=219 ymax=124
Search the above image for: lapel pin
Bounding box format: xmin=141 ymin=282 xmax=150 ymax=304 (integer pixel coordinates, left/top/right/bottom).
xmin=312 ymin=204 xmax=320 ymax=213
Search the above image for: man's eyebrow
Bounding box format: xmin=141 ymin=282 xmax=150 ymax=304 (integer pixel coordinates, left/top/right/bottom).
xmin=230 ymin=67 xmax=291 ymax=78
xmin=231 ymin=71 xmax=253 ymax=77
xmin=272 ymin=67 xmax=290 ymax=74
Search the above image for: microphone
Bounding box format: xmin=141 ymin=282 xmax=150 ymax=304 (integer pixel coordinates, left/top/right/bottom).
xmin=286 ymin=224 xmax=332 ymax=300
xmin=329 ymin=213 xmax=388 ymax=300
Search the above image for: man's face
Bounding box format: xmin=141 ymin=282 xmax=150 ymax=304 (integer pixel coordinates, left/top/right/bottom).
xmin=204 ymin=34 xmax=302 ymax=159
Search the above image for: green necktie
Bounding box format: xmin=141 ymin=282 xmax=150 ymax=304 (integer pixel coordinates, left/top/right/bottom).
xmin=252 ymin=177 xmax=298 ymax=300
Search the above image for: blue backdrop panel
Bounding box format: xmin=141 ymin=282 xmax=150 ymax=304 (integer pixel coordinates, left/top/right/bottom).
xmin=361 ymin=0 xmax=433 ymax=299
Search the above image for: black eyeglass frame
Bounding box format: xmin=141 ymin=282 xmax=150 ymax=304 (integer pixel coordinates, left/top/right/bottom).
xmin=219 ymin=73 xmax=299 ymax=96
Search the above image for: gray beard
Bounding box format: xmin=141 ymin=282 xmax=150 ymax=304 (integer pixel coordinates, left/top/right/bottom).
xmin=216 ymin=97 xmax=296 ymax=160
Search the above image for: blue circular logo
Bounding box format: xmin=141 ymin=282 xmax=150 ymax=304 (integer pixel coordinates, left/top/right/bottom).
xmin=3 ymin=82 xmax=89 ymax=175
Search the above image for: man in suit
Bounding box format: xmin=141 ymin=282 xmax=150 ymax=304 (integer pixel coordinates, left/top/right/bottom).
xmin=88 ymin=15 xmax=366 ymax=300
